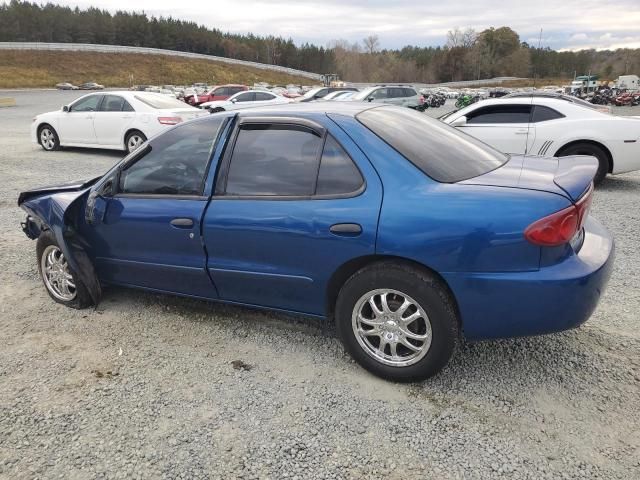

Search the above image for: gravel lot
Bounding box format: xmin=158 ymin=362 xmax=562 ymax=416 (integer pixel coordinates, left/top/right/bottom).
xmin=0 ymin=91 xmax=639 ymax=480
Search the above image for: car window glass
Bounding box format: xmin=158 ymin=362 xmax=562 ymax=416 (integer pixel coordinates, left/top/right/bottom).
xmin=214 ymin=88 xmax=229 ymax=96
xmin=119 ymin=117 xmax=224 ymax=195
xmin=371 ymin=88 xmax=387 ymax=99
xmin=404 ymin=88 xmax=417 ymax=97
xmin=225 ymin=124 xmax=322 ymax=196
xmin=316 ymin=136 xmax=364 ymax=195
xmin=100 ymin=95 xmax=125 ymax=112
xmin=229 ymin=87 xmax=245 ymax=95
xmin=255 ymin=92 xmax=274 ymax=101
xmin=122 ymin=100 xmax=135 ymax=112
xmin=71 ymin=95 xmax=101 ymax=112
xmin=466 ymin=105 xmax=532 ymax=124
xmin=235 ymin=92 xmax=255 ymax=102
xmin=315 ymin=89 xmax=329 ymax=98
xmin=532 ymin=105 xmax=564 ymax=122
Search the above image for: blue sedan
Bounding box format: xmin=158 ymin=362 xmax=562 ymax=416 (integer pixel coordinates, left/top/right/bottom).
xmin=18 ymin=103 xmax=614 ymax=381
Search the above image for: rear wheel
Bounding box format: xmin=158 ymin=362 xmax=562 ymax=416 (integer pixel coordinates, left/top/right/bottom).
xmin=125 ymin=130 xmax=147 ymax=153
xmin=38 ymin=124 xmax=60 ymax=151
xmin=37 ymin=231 xmax=92 ymax=309
xmin=557 ymin=142 xmax=609 ymax=185
xmin=335 ymin=262 xmax=458 ymax=382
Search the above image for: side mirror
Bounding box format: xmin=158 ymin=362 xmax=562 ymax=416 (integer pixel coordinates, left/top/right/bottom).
xmin=367 ymin=97 xmax=374 ymax=102
xmin=62 ymin=105 xmax=69 ymax=112
xmin=451 ymin=115 xmax=467 ymax=127
xmin=230 ymin=98 xmax=237 ymax=103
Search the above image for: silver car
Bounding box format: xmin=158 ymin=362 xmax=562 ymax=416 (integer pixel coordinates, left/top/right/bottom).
xmin=351 ymin=86 xmax=421 ymax=108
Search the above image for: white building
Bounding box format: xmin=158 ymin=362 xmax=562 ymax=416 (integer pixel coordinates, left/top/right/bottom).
xmin=615 ymin=75 xmax=639 ymax=89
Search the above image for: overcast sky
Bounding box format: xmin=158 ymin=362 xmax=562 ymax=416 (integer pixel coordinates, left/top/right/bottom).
xmin=57 ymin=0 xmax=640 ymax=51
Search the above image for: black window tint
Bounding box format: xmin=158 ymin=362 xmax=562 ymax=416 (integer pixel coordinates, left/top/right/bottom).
xmin=225 ymin=125 xmax=322 ymax=196
xmin=122 ymin=100 xmax=134 ymax=112
xmin=214 ymin=87 xmax=229 ymax=96
xmin=119 ymin=117 xmax=223 ymax=195
xmin=532 ymin=106 xmax=564 ymax=122
xmin=255 ymin=92 xmax=274 ymax=101
xmin=315 ymin=89 xmax=329 ymax=98
xmin=100 ymin=95 xmax=125 ymax=112
xmin=467 ymin=105 xmax=532 ymax=124
xmin=371 ymin=88 xmax=387 ymax=99
xmin=316 ymin=136 xmax=363 ymax=195
xmin=357 ymin=107 xmax=508 ymax=183
xmin=229 ymin=87 xmax=245 ymax=95
xmin=404 ymin=88 xmax=417 ymax=97
xmin=234 ymin=92 xmax=255 ymax=102
xmin=71 ymin=95 xmax=101 ymax=112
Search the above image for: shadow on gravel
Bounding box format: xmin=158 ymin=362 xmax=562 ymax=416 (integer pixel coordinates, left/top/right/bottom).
xmin=598 ymin=174 xmax=640 ymax=192
xmin=58 ymin=147 xmax=125 ymax=159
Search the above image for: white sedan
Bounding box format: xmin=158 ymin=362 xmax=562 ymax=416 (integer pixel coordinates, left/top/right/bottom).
xmin=200 ymin=90 xmax=290 ymax=112
xmin=442 ymin=97 xmax=640 ymax=183
xmin=32 ymin=91 xmax=208 ymax=153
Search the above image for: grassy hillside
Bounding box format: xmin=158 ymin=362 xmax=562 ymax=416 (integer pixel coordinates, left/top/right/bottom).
xmin=0 ymin=50 xmax=316 ymax=88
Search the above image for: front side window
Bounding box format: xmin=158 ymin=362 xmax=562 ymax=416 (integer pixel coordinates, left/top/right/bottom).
xmin=234 ymin=92 xmax=255 ymax=102
xmin=466 ymin=105 xmax=532 ymax=124
xmin=316 ymin=136 xmax=364 ymax=195
xmin=255 ymin=92 xmax=275 ymax=101
xmin=118 ymin=117 xmax=224 ymax=195
xmin=71 ymin=95 xmax=102 ymax=112
xmin=225 ymin=124 xmax=323 ymax=196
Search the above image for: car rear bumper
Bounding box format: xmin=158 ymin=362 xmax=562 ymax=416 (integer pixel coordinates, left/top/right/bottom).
xmin=443 ymin=216 xmax=614 ymax=340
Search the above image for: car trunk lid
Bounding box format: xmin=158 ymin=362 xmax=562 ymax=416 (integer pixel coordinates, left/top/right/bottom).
xmin=460 ymin=154 xmax=597 ymax=202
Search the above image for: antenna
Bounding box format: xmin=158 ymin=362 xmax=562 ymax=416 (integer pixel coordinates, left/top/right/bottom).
xmin=524 ymin=28 xmax=543 ymax=156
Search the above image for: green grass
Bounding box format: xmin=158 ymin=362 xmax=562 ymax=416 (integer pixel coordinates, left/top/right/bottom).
xmin=0 ymin=50 xmax=315 ymax=88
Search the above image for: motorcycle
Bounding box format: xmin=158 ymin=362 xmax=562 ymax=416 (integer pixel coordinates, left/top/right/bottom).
xmin=455 ymin=94 xmax=480 ymax=109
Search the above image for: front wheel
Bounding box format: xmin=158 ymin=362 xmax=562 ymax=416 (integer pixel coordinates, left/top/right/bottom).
xmin=37 ymin=231 xmax=92 ymax=309
xmin=125 ymin=130 xmax=147 ymax=153
xmin=38 ymin=125 xmax=60 ymax=151
xmin=335 ymin=262 xmax=458 ymax=382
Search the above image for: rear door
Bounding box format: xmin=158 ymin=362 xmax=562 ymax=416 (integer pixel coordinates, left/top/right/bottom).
xmin=58 ymin=94 xmax=102 ymax=145
xmin=93 ymin=94 xmax=135 ymax=147
xmin=87 ymin=117 xmax=227 ymax=298
xmin=202 ymin=116 xmax=383 ymax=315
xmin=457 ymin=104 xmax=536 ymax=154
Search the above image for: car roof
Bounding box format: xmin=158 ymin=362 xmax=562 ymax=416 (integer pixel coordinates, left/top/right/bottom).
xmin=235 ymin=101 xmax=378 ymax=118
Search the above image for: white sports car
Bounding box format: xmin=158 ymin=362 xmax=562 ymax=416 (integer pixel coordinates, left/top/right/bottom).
xmin=442 ymin=97 xmax=640 ymax=183
xmin=200 ymin=90 xmax=290 ymax=112
xmin=32 ymin=92 xmax=208 ymax=154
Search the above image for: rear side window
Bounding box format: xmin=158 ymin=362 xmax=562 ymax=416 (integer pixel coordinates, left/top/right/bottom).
xmin=316 ymin=136 xmax=364 ymax=195
xmin=229 ymin=87 xmax=245 ymax=95
xmin=119 ymin=117 xmax=223 ymax=195
xmin=403 ymin=88 xmax=417 ymax=97
xmin=225 ymin=125 xmax=323 ymax=196
xmin=467 ymin=105 xmax=532 ymax=124
xmin=532 ymin=106 xmax=564 ymax=122
xmin=255 ymin=92 xmax=275 ymax=101
xmin=214 ymin=87 xmax=229 ymax=96
xmin=100 ymin=95 xmax=126 ymax=112
xmin=357 ymin=106 xmax=508 ymax=183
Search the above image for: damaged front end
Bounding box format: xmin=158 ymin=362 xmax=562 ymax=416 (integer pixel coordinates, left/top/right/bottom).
xmin=18 ymin=177 xmax=103 ymax=305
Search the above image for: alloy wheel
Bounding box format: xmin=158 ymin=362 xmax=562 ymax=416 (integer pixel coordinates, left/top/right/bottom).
xmin=127 ymin=135 xmax=145 ymax=153
xmin=352 ymin=289 xmax=432 ymax=367
xmin=40 ymin=128 xmax=56 ymax=150
xmin=41 ymin=245 xmax=77 ymax=302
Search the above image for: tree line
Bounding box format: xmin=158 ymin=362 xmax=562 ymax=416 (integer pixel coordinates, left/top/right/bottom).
xmin=1 ymin=1 xmax=638 ymax=83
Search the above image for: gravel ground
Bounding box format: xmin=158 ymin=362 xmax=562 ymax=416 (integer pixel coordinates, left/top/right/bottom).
xmin=0 ymin=91 xmax=639 ymax=480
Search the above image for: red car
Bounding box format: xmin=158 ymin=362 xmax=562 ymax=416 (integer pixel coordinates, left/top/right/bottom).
xmin=185 ymin=84 xmax=248 ymax=106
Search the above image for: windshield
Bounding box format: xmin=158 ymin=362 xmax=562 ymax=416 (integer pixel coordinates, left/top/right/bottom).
xmin=357 ymin=106 xmax=508 ymax=183
xmin=134 ymin=93 xmax=190 ymax=109
xmin=352 ymin=88 xmax=377 ymax=101
xmin=302 ymin=87 xmax=324 ymax=98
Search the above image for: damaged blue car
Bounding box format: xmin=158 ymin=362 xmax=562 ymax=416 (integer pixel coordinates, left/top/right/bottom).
xmin=18 ymin=104 xmax=614 ymax=381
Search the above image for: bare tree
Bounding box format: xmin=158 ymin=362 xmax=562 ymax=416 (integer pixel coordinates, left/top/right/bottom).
xmin=446 ymin=27 xmax=477 ymax=49
xmin=363 ymin=34 xmax=380 ymax=54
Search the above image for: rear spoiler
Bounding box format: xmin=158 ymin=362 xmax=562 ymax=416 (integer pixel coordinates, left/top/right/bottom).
xmin=554 ymin=155 xmax=598 ymax=202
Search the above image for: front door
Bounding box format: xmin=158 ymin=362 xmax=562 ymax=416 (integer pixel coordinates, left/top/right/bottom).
xmin=58 ymin=94 xmax=102 ymax=145
xmin=86 ymin=116 xmax=227 ymax=298
xmin=203 ymin=116 xmax=383 ymax=316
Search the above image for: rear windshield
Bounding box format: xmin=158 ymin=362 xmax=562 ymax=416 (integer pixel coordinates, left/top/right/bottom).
xmin=134 ymin=93 xmax=189 ymax=109
xmin=357 ymin=106 xmax=508 ymax=183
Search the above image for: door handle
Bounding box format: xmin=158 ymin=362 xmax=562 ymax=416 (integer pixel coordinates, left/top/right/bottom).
xmin=330 ymin=223 xmax=362 ymax=236
xmin=170 ymin=218 xmax=194 ymax=228
xmin=515 ymin=129 xmax=529 ymax=135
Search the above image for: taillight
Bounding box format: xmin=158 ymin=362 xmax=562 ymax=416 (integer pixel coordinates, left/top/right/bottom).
xmin=157 ymin=116 xmax=182 ymax=125
xmin=524 ymin=184 xmax=593 ymax=247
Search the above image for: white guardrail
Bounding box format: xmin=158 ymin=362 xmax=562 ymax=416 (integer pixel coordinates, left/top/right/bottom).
xmin=0 ymin=42 xmax=323 ymax=81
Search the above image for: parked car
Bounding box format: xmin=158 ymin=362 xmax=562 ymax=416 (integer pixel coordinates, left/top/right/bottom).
xmin=441 ymin=97 xmax=640 ymax=183
xmin=200 ymin=90 xmax=290 ymax=112
xmin=184 ymin=84 xmax=248 ymax=106
xmin=18 ymin=104 xmax=613 ymax=382
xmin=55 ymin=82 xmax=79 ymax=90
xmin=78 ymin=82 xmax=105 ymax=90
xmin=504 ymin=92 xmax=612 ymax=114
xmin=32 ymin=91 xmax=208 ymax=154
xmin=350 ymin=86 xmax=423 ymax=109
xmin=297 ymin=86 xmax=359 ymax=102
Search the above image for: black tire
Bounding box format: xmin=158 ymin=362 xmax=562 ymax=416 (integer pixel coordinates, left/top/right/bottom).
xmin=335 ymin=261 xmax=458 ymax=382
xmin=36 ymin=230 xmax=93 ymax=309
xmin=557 ymin=142 xmax=609 ymax=185
xmin=125 ymin=130 xmax=147 ymax=154
xmin=38 ymin=124 xmax=60 ymax=151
